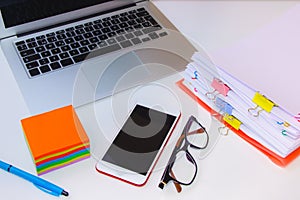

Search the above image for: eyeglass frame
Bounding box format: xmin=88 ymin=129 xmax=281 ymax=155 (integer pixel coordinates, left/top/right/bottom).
xmin=158 ymin=115 xmax=209 ymax=192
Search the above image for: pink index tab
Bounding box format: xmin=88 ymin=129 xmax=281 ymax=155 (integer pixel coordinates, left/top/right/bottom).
xmin=211 ymin=78 xmax=230 ymax=96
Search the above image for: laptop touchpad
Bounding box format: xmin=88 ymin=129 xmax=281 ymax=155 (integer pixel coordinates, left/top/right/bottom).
xmin=80 ymin=48 xmax=188 ymax=102
xmin=81 ymin=51 xmax=149 ymax=100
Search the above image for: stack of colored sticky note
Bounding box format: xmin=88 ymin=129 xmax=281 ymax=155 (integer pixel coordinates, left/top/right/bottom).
xmin=21 ymin=105 xmax=90 ymax=175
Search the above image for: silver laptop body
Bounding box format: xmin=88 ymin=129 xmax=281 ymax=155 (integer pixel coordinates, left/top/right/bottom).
xmin=0 ymin=0 xmax=196 ymax=115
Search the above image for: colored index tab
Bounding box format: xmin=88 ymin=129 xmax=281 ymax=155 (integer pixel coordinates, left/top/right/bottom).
xmin=252 ymin=92 xmax=275 ymax=113
xmin=223 ymin=114 xmax=242 ymax=130
xmin=211 ymin=78 xmax=230 ymax=96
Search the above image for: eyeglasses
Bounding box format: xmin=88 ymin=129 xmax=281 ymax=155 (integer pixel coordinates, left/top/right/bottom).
xmin=158 ymin=115 xmax=209 ymax=192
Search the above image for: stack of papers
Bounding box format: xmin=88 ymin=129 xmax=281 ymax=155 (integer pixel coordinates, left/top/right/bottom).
xmin=178 ymin=52 xmax=300 ymax=167
xmin=21 ymin=105 xmax=90 ymax=175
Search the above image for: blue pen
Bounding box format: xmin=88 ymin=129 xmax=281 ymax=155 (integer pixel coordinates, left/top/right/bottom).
xmin=0 ymin=160 xmax=68 ymax=197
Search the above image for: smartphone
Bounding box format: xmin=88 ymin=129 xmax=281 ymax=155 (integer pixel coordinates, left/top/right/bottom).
xmin=95 ymin=102 xmax=180 ymax=186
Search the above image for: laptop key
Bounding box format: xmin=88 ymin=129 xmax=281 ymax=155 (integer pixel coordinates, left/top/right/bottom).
xmin=71 ymin=42 xmax=80 ymax=49
xmin=101 ymin=28 xmax=111 ymax=33
xmin=73 ymin=43 xmax=121 ymax=63
xmin=159 ymin=32 xmax=168 ymax=37
xmin=69 ymin=49 xmax=80 ymax=56
xmin=17 ymin=44 xmax=27 ymax=51
xmin=131 ymin=38 xmax=142 ymax=45
xmin=107 ymin=38 xmax=117 ymax=45
xmin=39 ymin=58 xmax=49 ymax=65
xmin=37 ymin=39 xmax=47 ymax=45
xmin=79 ymin=47 xmax=89 ymax=53
xmin=120 ymin=40 xmax=133 ymax=48
xmin=61 ymin=45 xmax=71 ymax=52
xmin=59 ymin=52 xmax=70 ymax=59
xmin=49 ymin=55 xmax=60 ymax=62
xmin=66 ymin=27 xmax=75 ymax=32
xmin=90 ymin=37 xmax=99 ymax=43
xmin=41 ymin=51 xmax=51 ymax=57
xmin=23 ymin=54 xmax=41 ymax=63
xmin=134 ymin=30 xmax=143 ymax=37
xmin=73 ymin=53 xmax=88 ymax=63
xmin=40 ymin=65 xmax=51 ymax=73
xmin=50 ymin=62 xmax=61 ymax=70
xmin=27 ymin=42 xmax=38 ymax=48
xmin=116 ymin=35 xmax=126 ymax=42
xmin=98 ymin=41 xmax=108 ymax=48
xmin=60 ymin=58 xmax=74 ymax=67
xmin=29 ymin=68 xmax=40 ymax=77
xmin=35 ymin=46 xmax=45 ymax=52
xmin=66 ymin=31 xmax=76 ymax=37
xmin=99 ymin=34 xmax=108 ymax=41
xmin=46 ymin=32 xmax=55 ymax=37
xmin=149 ymin=32 xmax=159 ymax=40
xmin=26 ymin=61 xmax=39 ymax=69
xmin=26 ymin=38 xmax=35 ymax=43
xmin=45 ymin=43 xmax=55 ymax=50
xmin=136 ymin=11 xmax=149 ymax=17
xmin=125 ymin=33 xmax=134 ymax=40
xmin=142 ymin=37 xmax=151 ymax=42
xmin=20 ymin=49 xmax=35 ymax=57
xmin=36 ymin=35 xmax=46 ymax=40
xmin=51 ymin=48 xmax=61 ymax=55
xmin=57 ymin=34 xmax=66 ymax=40
xmin=142 ymin=26 xmax=161 ymax=34
xmin=80 ymin=40 xmax=90 ymax=46
xmin=15 ymin=41 xmax=25 ymax=46
xmin=74 ymin=35 xmax=84 ymax=41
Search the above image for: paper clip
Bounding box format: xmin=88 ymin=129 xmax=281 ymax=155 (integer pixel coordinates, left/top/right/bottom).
xmin=192 ymin=71 xmax=199 ymax=80
xmin=205 ymin=78 xmax=230 ymax=100
xmin=281 ymin=130 xmax=288 ymax=136
xmin=248 ymin=92 xmax=276 ymax=117
xmin=295 ymin=113 xmax=300 ymax=122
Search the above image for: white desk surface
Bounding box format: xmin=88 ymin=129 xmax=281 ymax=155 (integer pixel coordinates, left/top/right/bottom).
xmin=1 ymin=1 xmax=300 ymax=200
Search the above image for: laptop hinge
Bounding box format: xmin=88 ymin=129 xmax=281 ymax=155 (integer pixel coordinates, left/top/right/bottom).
xmin=17 ymin=3 xmax=136 ymax=38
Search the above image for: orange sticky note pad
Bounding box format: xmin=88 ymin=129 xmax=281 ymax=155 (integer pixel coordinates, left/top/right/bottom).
xmin=21 ymin=105 xmax=90 ymax=175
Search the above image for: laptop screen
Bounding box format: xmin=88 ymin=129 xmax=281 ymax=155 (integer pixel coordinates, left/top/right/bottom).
xmin=0 ymin=0 xmax=113 ymax=28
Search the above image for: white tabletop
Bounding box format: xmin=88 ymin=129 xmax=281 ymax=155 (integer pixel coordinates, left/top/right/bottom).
xmin=1 ymin=1 xmax=300 ymax=200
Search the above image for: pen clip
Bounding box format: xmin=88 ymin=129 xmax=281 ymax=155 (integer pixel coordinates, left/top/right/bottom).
xmin=33 ymin=183 xmax=60 ymax=197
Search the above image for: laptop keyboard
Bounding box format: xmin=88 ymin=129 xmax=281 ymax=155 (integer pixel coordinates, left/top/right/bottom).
xmin=14 ymin=7 xmax=168 ymax=78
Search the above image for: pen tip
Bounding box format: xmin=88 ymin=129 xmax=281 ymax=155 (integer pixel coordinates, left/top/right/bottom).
xmin=61 ymin=190 xmax=69 ymax=197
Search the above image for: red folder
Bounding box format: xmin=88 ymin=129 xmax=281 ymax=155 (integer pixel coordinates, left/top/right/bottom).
xmin=177 ymin=79 xmax=300 ymax=167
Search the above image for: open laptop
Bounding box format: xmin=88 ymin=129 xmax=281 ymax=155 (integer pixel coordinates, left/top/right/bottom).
xmin=0 ymin=0 xmax=196 ymax=115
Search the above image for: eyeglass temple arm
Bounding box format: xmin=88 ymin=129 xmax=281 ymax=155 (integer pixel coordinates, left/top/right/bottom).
xmin=170 ymin=169 xmax=182 ymax=193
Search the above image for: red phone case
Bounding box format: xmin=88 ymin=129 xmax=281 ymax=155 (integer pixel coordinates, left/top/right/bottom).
xmin=95 ymin=113 xmax=181 ymax=186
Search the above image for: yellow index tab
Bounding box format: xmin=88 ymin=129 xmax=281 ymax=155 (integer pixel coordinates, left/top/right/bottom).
xmin=223 ymin=114 xmax=242 ymax=130
xmin=252 ymin=92 xmax=275 ymax=113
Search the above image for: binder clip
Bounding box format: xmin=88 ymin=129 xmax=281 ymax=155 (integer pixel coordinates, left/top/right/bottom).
xmin=215 ymin=97 xmax=233 ymax=115
xmin=218 ymin=114 xmax=242 ymax=136
xmin=205 ymin=78 xmax=230 ymax=100
xmin=248 ymin=92 xmax=276 ymax=117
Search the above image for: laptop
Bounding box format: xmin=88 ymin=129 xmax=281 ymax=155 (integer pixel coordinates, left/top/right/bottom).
xmin=0 ymin=0 xmax=196 ymax=115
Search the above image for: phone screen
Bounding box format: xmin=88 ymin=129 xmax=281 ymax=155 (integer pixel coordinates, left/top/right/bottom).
xmin=102 ymin=104 xmax=177 ymax=176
